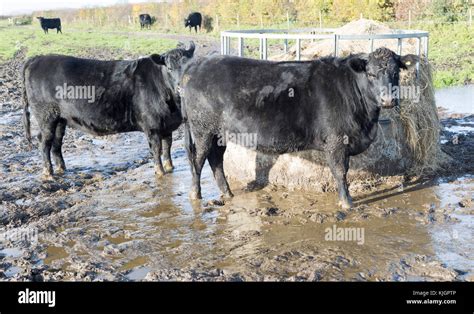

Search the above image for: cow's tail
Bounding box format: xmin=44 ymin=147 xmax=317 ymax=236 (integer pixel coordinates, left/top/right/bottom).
xmin=22 ymin=59 xmax=32 ymax=148
xmin=181 ymin=100 xmax=196 ymax=158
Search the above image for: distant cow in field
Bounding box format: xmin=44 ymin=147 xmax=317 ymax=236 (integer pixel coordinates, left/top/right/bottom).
xmin=139 ymin=14 xmax=153 ymax=30
xmin=23 ymin=42 xmax=195 ymax=181
xmin=184 ymin=12 xmax=202 ymax=33
xmin=182 ymin=48 xmax=418 ymax=209
xmin=36 ymin=17 xmax=62 ymax=34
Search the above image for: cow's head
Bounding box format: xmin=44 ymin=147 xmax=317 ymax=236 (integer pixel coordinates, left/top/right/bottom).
xmin=150 ymin=41 xmax=196 ymax=91
xmin=184 ymin=18 xmax=190 ymax=27
xmin=349 ymin=48 xmax=418 ymax=109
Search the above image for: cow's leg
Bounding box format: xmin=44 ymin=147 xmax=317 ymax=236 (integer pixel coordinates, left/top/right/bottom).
xmin=208 ymin=137 xmax=233 ymax=199
xmin=40 ymin=119 xmax=58 ymax=180
xmin=51 ymin=120 xmax=66 ymax=175
xmin=146 ymin=131 xmax=165 ymax=181
xmin=185 ymin=125 xmax=211 ymax=200
xmin=325 ymin=146 xmax=352 ymax=209
xmin=161 ymin=133 xmax=174 ymax=173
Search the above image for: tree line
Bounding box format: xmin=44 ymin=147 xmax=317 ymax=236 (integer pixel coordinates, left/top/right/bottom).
xmin=9 ymin=0 xmax=473 ymax=28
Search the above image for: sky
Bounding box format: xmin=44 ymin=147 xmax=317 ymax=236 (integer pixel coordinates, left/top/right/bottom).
xmin=1 ymin=0 xmax=157 ymax=16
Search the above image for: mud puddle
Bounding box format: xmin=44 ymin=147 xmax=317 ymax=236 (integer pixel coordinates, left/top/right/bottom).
xmin=1 ymin=133 xmax=472 ymax=281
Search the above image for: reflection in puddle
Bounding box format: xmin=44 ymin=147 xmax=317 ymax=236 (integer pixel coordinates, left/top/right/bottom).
xmin=44 ymin=246 xmax=69 ymax=265
xmin=5 ymin=266 xmax=21 ymax=278
xmin=0 ymin=247 xmax=24 ymax=258
xmin=125 ymin=266 xmax=151 ymax=281
xmin=33 ymin=172 xmax=473 ymax=280
xmin=120 ymin=256 xmax=149 ymax=271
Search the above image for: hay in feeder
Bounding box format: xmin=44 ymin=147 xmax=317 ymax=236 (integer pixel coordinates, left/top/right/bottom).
xmin=398 ymin=61 xmax=448 ymax=174
xmin=272 ymin=19 xmax=420 ymax=61
xmin=223 ymin=19 xmax=448 ymax=192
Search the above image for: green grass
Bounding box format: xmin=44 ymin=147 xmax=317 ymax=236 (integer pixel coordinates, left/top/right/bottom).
xmin=423 ymin=23 xmax=474 ymax=88
xmin=0 ymin=20 xmax=178 ymax=61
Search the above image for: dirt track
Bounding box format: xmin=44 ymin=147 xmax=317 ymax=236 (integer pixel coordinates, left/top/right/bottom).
xmin=0 ymin=37 xmax=473 ymax=281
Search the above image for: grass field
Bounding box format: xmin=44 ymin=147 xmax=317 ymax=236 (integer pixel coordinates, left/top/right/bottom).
xmin=0 ymin=20 xmax=178 ymax=60
xmin=425 ymin=23 xmax=474 ymax=88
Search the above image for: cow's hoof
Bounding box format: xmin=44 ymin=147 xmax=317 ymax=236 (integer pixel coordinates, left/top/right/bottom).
xmin=55 ymin=167 xmax=66 ymax=176
xmin=244 ymin=180 xmax=265 ymax=192
xmin=339 ymin=200 xmax=353 ymax=210
xmin=163 ymin=160 xmax=174 ymax=173
xmin=189 ymin=190 xmax=202 ymax=200
xmin=41 ymin=172 xmax=54 ymax=181
xmin=222 ymin=191 xmax=234 ymax=199
xmin=154 ymin=165 xmax=165 ymax=179
xmin=206 ymin=199 xmax=225 ymax=206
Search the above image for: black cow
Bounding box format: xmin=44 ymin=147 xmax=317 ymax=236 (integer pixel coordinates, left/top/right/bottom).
xmin=182 ymin=48 xmax=418 ymax=209
xmin=36 ymin=17 xmax=62 ymax=34
xmin=23 ymin=42 xmax=195 ymax=181
xmin=184 ymin=12 xmax=202 ymax=33
xmin=139 ymin=14 xmax=153 ymax=30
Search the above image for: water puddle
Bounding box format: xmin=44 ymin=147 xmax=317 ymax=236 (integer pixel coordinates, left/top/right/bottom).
xmin=43 ymin=246 xmax=69 ymax=265
xmin=440 ymin=115 xmax=474 ymax=144
xmin=435 ymin=85 xmax=474 ymax=115
xmin=429 ymin=176 xmax=474 ymax=279
xmin=0 ymin=247 xmax=23 ymax=258
xmin=4 ymin=266 xmax=21 ymax=278
xmin=26 ymin=159 xmax=472 ymax=281
xmin=120 ymin=256 xmax=149 ymax=271
xmin=125 ymin=266 xmax=152 ymax=281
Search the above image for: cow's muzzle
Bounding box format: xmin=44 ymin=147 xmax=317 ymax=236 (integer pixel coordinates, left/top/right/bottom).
xmin=380 ymin=95 xmax=398 ymax=109
xmin=176 ymin=85 xmax=183 ymax=97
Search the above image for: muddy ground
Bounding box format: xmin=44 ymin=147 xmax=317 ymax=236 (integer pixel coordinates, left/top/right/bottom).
xmin=0 ymin=40 xmax=473 ymax=282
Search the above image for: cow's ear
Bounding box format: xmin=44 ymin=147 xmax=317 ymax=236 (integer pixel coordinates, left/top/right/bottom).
xmin=150 ymin=54 xmax=166 ymax=66
xmin=399 ymin=54 xmax=419 ymax=70
xmin=349 ymin=57 xmax=368 ymax=73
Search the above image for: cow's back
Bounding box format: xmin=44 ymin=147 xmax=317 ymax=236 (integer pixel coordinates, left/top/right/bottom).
xmin=25 ymin=55 xmax=131 ymax=102
xmin=184 ymin=55 xmax=374 ymax=153
xmin=184 ymin=56 xmax=318 ymax=152
xmin=24 ymin=55 xmax=138 ymax=135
